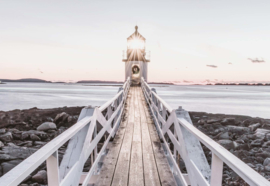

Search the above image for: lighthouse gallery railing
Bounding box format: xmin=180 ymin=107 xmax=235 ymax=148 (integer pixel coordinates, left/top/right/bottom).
xmin=141 ymin=77 xmax=270 ymax=186
xmin=0 ymin=78 xmax=130 ymax=186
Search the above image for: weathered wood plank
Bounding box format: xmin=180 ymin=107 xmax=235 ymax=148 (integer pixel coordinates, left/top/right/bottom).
xmin=129 ymin=87 xmax=144 ymax=186
xmin=140 ymin=88 xmax=177 ymax=186
xmin=138 ymin=87 xmax=161 ymax=186
xmin=94 ymin=88 xmax=132 ymax=186
xmin=111 ymin=87 xmax=135 ymax=186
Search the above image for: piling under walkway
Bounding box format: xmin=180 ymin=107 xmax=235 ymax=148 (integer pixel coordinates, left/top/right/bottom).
xmin=93 ymin=86 xmax=177 ymax=186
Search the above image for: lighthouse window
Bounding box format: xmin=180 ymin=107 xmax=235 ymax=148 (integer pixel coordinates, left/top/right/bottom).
xmin=132 ymin=65 xmax=140 ymax=74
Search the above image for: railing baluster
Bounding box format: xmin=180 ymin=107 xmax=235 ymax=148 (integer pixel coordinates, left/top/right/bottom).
xmin=46 ymin=151 xmax=60 ymax=186
xmin=210 ymin=153 xmax=223 ymax=186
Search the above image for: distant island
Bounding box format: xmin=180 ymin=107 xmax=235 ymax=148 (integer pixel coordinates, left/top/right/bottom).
xmin=77 ymin=80 xmax=123 ymax=84
xmin=0 ymin=78 xmax=52 ymax=83
xmin=0 ymin=78 xmax=269 ymax=86
xmin=208 ymin=83 xmax=270 ymax=86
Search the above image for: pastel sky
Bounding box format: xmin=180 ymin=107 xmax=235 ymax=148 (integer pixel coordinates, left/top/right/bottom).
xmin=0 ymin=0 xmax=270 ymax=82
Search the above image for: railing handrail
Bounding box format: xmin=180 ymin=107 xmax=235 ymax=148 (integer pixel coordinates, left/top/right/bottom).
xmin=0 ymin=77 xmax=131 ymax=186
xmin=141 ymin=77 xmax=270 ymax=186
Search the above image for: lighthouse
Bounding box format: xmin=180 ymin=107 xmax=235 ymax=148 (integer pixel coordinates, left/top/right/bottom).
xmin=122 ymin=26 xmax=150 ymax=85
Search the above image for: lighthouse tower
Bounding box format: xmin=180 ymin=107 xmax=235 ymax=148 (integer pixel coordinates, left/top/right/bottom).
xmin=122 ymin=26 xmax=150 ymax=85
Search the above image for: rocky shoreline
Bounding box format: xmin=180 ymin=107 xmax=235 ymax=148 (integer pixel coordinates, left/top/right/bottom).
xmin=0 ymin=107 xmax=270 ymax=185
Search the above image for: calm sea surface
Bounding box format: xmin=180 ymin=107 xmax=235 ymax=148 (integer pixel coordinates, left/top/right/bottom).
xmin=0 ymin=83 xmax=269 ymax=118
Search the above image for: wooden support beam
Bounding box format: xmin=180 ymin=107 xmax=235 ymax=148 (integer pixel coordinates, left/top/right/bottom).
xmin=46 ymin=151 xmax=60 ymax=186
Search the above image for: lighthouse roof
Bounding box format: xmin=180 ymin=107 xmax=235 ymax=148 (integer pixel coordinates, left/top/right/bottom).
xmin=127 ymin=26 xmax=146 ymax=41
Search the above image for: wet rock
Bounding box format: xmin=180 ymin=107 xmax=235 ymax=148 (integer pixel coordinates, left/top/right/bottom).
xmin=249 ymin=123 xmax=261 ymax=131
xmin=227 ymin=126 xmax=250 ymax=135
xmin=0 ymin=132 xmax=13 ymax=142
xmin=32 ymin=170 xmax=47 ymax=184
xmin=37 ymin=122 xmax=57 ymax=131
xmin=218 ymin=139 xmax=234 ymax=150
xmin=30 ymin=134 xmax=41 ymax=141
xmin=221 ymin=118 xmax=236 ymax=126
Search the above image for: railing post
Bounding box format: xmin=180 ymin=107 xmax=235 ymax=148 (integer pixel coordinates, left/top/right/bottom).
xmin=46 ymin=151 xmax=60 ymax=186
xmin=210 ymin=153 xmax=223 ymax=186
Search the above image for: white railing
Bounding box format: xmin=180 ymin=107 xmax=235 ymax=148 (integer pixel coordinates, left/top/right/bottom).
xmin=141 ymin=77 xmax=270 ymax=186
xmin=0 ymin=77 xmax=131 ymax=186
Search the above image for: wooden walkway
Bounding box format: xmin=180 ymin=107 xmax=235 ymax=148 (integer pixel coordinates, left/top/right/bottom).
xmin=93 ymin=86 xmax=177 ymax=186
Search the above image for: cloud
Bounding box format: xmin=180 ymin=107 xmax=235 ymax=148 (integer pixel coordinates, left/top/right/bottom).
xmin=206 ymin=65 xmax=218 ymax=68
xmin=248 ymin=58 xmax=265 ymax=63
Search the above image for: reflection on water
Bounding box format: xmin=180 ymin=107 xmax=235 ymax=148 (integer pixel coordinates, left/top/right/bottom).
xmin=0 ymin=83 xmax=269 ymax=118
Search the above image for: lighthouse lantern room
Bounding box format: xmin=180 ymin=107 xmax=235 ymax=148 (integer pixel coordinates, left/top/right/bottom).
xmin=122 ymin=26 xmax=150 ymax=85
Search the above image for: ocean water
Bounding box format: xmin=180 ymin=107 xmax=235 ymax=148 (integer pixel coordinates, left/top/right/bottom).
xmin=0 ymin=83 xmax=269 ymax=119
xmin=151 ymin=84 xmax=270 ymax=119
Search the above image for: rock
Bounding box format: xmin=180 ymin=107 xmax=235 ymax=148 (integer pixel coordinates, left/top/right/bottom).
xmin=32 ymin=170 xmax=47 ymax=184
xmin=22 ymin=130 xmax=48 ymax=140
xmin=21 ymin=132 xmax=29 ymax=140
xmin=54 ymin=112 xmax=69 ymax=124
xmin=0 ymin=141 xmax=3 ymax=148
xmin=206 ymin=119 xmax=221 ymax=124
xmin=227 ymin=126 xmax=250 ymax=135
xmin=265 ymin=165 xmax=270 ymax=172
xmin=247 ymin=163 xmax=255 ymax=168
xmin=254 ymin=129 xmax=270 ymax=139
xmin=0 ymin=128 xmax=6 ymax=134
xmin=257 ymin=151 xmax=270 ymax=159
xmin=218 ymin=139 xmax=234 ymax=150
xmin=17 ymin=141 xmax=33 ymax=147
xmin=7 ymin=128 xmax=20 ymax=133
xmin=0 ymin=146 xmax=36 ymax=160
xmin=219 ymin=132 xmax=231 ymax=140
xmin=251 ymin=139 xmax=264 ymax=147
xmin=221 ymin=118 xmax=236 ymax=125
xmin=7 ymin=142 xmax=18 ymax=147
xmin=30 ymin=134 xmax=41 ymax=141
xmin=0 ymin=132 xmax=13 ymax=142
xmin=249 ymin=123 xmax=261 ymax=131
xmin=1 ymin=160 xmax=22 ymax=174
xmin=242 ymin=119 xmax=252 ymax=127
xmin=37 ymin=122 xmax=57 ymax=131
xmin=198 ymin=120 xmax=205 ymax=125
xmin=263 ymin=158 xmax=270 ymax=166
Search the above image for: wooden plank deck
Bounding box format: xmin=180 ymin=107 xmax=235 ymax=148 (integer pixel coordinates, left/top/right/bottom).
xmin=94 ymin=86 xmax=176 ymax=186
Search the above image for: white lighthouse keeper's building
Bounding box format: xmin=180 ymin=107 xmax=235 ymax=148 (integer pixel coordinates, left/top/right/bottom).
xmin=122 ymin=26 xmax=150 ymax=85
